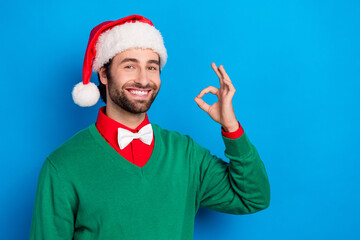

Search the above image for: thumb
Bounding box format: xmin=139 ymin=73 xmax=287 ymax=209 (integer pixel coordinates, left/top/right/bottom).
xmin=194 ymin=97 xmax=210 ymax=113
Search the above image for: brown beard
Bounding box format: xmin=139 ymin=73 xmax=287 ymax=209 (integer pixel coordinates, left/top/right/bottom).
xmin=108 ymin=80 xmax=159 ymax=114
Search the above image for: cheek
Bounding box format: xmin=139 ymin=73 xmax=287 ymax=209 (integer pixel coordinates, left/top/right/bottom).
xmin=112 ymin=71 xmax=134 ymax=86
xmin=151 ymin=74 xmax=161 ymax=86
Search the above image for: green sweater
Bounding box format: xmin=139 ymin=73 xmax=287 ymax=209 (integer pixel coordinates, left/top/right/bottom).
xmin=30 ymin=123 xmax=270 ymax=240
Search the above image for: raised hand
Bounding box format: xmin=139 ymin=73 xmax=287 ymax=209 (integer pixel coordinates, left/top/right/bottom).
xmin=194 ymin=63 xmax=239 ymax=132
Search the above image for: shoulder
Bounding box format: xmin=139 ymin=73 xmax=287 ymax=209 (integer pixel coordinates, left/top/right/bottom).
xmin=46 ymin=124 xmax=97 ymax=169
xmin=151 ymin=123 xmax=191 ymax=143
xmin=151 ymin=123 xmax=207 ymax=152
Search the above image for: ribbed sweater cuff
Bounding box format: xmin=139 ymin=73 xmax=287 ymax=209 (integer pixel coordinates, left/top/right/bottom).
xmin=222 ymin=132 xmax=253 ymax=157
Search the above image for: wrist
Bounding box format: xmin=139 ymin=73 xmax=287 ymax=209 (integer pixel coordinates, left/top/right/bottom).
xmin=222 ymin=122 xmax=239 ymax=132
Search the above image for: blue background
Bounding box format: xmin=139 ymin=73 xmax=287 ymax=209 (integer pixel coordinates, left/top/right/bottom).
xmin=1 ymin=0 xmax=359 ymax=239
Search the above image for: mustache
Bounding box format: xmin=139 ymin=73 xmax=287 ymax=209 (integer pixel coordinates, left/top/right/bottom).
xmin=123 ymin=82 xmax=158 ymax=90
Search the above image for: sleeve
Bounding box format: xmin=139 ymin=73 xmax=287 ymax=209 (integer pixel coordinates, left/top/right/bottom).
xmin=29 ymin=158 xmax=77 ymax=240
xmin=221 ymin=121 xmax=244 ymax=139
xmin=195 ymin=132 xmax=270 ymax=215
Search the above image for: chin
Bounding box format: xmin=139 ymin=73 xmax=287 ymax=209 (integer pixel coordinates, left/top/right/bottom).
xmin=109 ymin=88 xmax=158 ymax=114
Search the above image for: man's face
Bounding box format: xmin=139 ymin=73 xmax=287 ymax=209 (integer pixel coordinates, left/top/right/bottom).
xmin=101 ymin=48 xmax=161 ymax=114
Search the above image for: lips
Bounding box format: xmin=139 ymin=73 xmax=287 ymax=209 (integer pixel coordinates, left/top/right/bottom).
xmin=126 ymin=88 xmax=151 ymax=97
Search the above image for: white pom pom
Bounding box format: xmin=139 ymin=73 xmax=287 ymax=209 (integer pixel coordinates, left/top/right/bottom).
xmin=72 ymin=82 xmax=100 ymax=107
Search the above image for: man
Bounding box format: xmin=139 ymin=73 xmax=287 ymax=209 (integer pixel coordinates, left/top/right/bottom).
xmin=30 ymin=15 xmax=270 ymax=239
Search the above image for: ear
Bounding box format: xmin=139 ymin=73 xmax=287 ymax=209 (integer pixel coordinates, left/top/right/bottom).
xmin=99 ymin=67 xmax=108 ymax=85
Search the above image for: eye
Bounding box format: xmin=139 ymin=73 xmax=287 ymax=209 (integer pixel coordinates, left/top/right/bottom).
xmin=124 ymin=65 xmax=135 ymax=69
xmin=148 ymin=66 xmax=158 ymax=71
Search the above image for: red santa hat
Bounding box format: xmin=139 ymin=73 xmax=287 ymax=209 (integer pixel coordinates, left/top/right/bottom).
xmin=72 ymin=15 xmax=167 ymax=107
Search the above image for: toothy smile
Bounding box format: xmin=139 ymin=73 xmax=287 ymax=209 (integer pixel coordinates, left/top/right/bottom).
xmin=127 ymin=89 xmax=150 ymax=96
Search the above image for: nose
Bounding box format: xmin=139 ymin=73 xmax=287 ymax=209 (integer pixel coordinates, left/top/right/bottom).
xmin=135 ymin=67 xmax=150 ymax=86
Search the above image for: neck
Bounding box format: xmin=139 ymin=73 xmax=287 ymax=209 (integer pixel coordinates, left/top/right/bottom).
xmin=105 ymin=102 xmax=146 ymax=129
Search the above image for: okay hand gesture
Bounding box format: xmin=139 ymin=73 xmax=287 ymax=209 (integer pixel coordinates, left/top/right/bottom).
xmin=194 ymin=63 xmax=239 ymax=132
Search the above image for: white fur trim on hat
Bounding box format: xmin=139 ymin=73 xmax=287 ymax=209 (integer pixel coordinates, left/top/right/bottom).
xmin=92 ymin=21 xmax=167 ymax=72
xmin=72 ymin=82 xmax=100 ymax=107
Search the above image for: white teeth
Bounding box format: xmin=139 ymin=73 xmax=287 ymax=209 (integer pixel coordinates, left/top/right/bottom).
xmin=130 ymin=90 xmax=148 ymax=96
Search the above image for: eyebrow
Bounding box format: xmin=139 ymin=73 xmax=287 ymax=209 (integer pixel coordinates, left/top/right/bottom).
xmin=120 ymin=58 xmax=160 ymax=66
